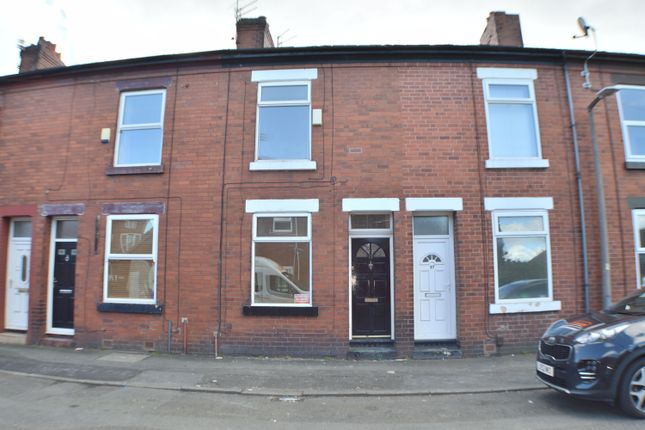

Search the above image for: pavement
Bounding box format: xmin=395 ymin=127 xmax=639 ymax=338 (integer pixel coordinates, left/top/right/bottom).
xmin=0 ymin=344 xmax=545 ymax=398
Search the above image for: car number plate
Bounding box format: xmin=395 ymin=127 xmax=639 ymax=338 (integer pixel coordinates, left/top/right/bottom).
xmin=536 ymin=361 xmax=554 ymax=377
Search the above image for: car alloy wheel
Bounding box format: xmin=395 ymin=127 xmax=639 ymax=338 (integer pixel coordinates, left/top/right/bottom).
xmin=619 ymin=359 xmax=645 ymax=418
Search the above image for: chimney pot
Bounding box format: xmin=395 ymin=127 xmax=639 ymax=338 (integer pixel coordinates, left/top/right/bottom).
xmin=480 ymin=11 xmax=524 ymax=48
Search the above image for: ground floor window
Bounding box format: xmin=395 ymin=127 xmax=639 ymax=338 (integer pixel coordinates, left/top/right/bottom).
xmin=492 ymin=210 xmax=552 ymax=302
xmin=252 ymin=214 xmax=311 ymax=306
xmin=103 ymin=214 xmax=158 ymax=304
xmin=633 ymin=210 xmax=645 ymax=288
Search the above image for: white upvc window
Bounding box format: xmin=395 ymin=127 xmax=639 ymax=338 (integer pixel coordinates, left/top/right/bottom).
xmin=251 ymin=213 xmax=312 ymax=306
xmin=103 ymin=214 xmax=158 ymax=304
xmin=114 ymin=89 xmax=166 ymax=167
xmin=616 ymin=86 xmax=645 ymax=163
xmin=250 ymin=69 xmax=318 ymax=171
xmin=632 ymin=210 xmax=645 ymax=288
xmin=477 ymin=68 xmax=548 ymax=169
xmin=485 ymin=197 xmax=559 ymax=313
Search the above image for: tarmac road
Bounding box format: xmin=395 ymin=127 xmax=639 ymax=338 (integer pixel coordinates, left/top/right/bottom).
xmin=1 ymin=372 xmax=643 ymax=430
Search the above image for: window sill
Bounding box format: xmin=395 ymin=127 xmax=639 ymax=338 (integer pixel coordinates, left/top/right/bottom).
xmin=625 ymin=161 xmax=645 ymax=170
xmin=249 ymin=160 xmax=317 ymax=171
xmin=489 ymin=300 xmax=561 ymax=314
xmin=97 ymin=303 xmax=163 ymax=314
xmin=106 ymin=165 xmax=164 ymax=176
xmin=242 ymin=305 xmax=318 ymax=317
xmin=485 ymin=159 xmax=549 ymax=169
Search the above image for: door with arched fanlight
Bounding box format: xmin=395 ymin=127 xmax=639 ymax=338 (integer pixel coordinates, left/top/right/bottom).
xmin=413 ymin=215 xmax=456 ymax=340
xmin=351 ymin=237 xmax=391 ymax=337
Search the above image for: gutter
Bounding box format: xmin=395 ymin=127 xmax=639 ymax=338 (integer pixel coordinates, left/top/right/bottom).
xmin=2 ymin=44 xmax=645 ymax=84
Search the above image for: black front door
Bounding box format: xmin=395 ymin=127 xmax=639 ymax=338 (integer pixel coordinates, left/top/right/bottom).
xmin=52 ymin=241 xmax=76 ymax=329
xmin=351 ymin=238 xmax=391 ymax=337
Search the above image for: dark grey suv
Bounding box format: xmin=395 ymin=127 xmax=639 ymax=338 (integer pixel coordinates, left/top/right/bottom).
xmin=536 ymin=290 xmax=645 ymax=418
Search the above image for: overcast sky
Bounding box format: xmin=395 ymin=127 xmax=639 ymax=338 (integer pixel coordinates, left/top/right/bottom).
xmin=0 ymin=0 xmax=642 ymax=76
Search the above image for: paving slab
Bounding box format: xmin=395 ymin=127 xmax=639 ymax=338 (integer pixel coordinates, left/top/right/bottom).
xmin=0 ymin=344 xmax=545 ymax=397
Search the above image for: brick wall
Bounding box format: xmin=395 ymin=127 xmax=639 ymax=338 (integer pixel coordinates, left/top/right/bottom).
xmin=1 ymin=54 xmax=642 ymax=357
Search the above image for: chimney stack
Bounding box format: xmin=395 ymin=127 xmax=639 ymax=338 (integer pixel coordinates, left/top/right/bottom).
xmin=19 ymin=37 xmax=65 ymax=73
xmin=236 ymin=16 xmax=274 ymax=49
xmin=480 ymin=11 xmax=524 ymax=48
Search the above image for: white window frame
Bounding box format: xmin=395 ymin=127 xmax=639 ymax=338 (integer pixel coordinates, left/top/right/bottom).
xmin=632 ymin=209 xmax=645 ymax=288
xmin=103 ymin=214 xmax=159 ymax=304
xmin=477 ymin=68 xmax=548 ymax=169
xmin=616 ymin=85 xmax=645 ymax=163
xmin=251 ymin=212 xmax=312 ymax=307
xmin=250 ymin=69 xmax=318 ymax=171
xmin=114 ymin=89 xmax=166 ymax=167
xmin=484 ymin=197 xmax=560 ymax=314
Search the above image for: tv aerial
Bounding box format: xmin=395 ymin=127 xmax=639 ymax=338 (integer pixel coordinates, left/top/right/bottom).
xmin=235 ymin=0 xmax=258 ymax=22
xmin=573 ymin=17 xmax=598 ymax=89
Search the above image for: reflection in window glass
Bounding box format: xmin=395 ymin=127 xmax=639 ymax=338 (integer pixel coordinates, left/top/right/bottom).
xmin=110 ymin=220 xmax=154 ymax=254
xmin=261 ymin=85 xmax=308 ymax=102
xmin=104 ymin=215 xmax=157 ymax=303
xmin=350 ymin=214 xmax=391 ymax=230
xmin=257 ymin=106 xmax=310 ymax=160
xmin=619 ymin=89 xmax=645 ymax=121
xmin=488 ymin=104 xmax=538 ymax=158
xmin=122 ymin=93 xmax=163 ymax=124
xmin=639 ymin=215 xmax=645 ymax=248
xmin=496 ymin=237 xmax=548 ymax=300
xmin=106 ymin=260 xmax=154 ymax=300
xmin=254 ymin=243 xmax=310 ymax=304
xmin=498 ymin=216 xmax=544 ymax=232
xmin=116 ymin=90 xmax=165 ymax=166
xmin=414 ymin=216 xmax=449 ymax=235
xmin=252 ymin=213 xmax=311 ymax=306
xmin=256 ymin=217 xmax=308 ymax=237
xmin=627 ymin=126 xmax=645 ymax=157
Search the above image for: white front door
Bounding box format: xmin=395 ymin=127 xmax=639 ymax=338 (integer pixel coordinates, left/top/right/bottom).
xmin=5 ymin=220 xmax=32 ymax=330
xmin=413 ymin=217 xmax=456 ymax=340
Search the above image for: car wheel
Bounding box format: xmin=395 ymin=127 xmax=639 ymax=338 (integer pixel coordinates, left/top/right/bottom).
xmin=618 ymin=359 xmax=645 ymax=418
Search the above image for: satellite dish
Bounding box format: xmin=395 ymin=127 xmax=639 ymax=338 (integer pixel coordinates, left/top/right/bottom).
xmin=577 ymin=17 xmax=590 ymax=36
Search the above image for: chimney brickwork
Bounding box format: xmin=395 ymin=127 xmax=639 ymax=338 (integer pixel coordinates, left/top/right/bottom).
xmin=480 ymin=11 xmax=524 ymax=48
xmin=19 ymin=37 xmax=65 ymax=73
xmin=236 ymin=16 xmax=274 ymax=49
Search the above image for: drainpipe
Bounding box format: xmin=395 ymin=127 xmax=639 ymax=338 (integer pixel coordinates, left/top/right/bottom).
xmin=587 ymin=86 xmax=619 ymax=310
xmin=562 ymin=58 xmax=591 ymax=313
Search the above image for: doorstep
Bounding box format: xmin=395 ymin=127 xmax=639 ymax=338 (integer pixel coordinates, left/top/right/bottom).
xmin=347 ymin=339 xmax=397 ymax=360
xmin=412 ymin=341 xmax=462 ymax=360
xmin=0 ymin=331 xmax=27 ymax=345
xmin=40 ymin=335 xmax=75 ymax=349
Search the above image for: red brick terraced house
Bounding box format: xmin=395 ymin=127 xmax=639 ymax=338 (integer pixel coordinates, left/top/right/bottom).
xmin=1 ymin=12 xmax=644 ymax=358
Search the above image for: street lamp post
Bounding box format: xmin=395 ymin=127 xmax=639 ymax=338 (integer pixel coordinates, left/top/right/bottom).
xmin=587 ymin=86 xmax=619 ymax=310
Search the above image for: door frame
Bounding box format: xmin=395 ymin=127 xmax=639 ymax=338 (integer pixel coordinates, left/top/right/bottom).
xmin=5 ymin=217 xmax=32 ymax=331
xmin=348 ymin=215 xmax=395 ymax=340
xmin=412 ymin=212 xmax=457 ymax=341
xmin=47 ymin=217 xmax=77 ymax=336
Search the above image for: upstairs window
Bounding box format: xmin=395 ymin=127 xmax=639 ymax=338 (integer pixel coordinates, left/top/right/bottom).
xmin=477 ymin=68 xmax=548 ymax=169
xmin=114 ymin=90 xmax=166 ymax=167
xmin=617 ymin=86 xmax=645 ymax=164
xmin=250 ymin=69 xmax=318 ymax=171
